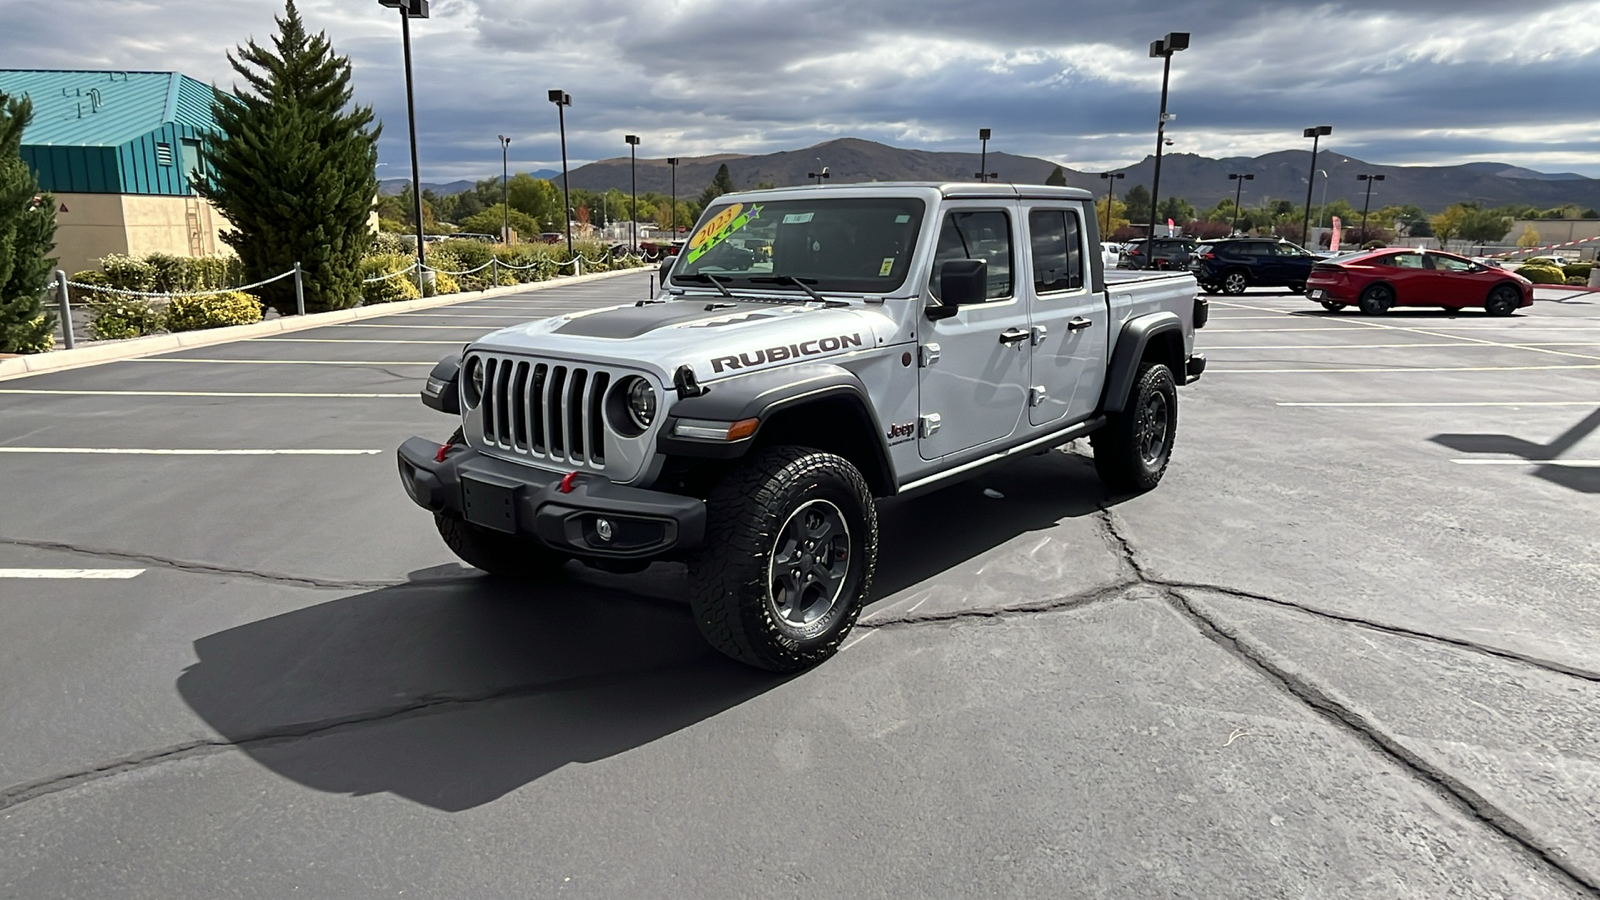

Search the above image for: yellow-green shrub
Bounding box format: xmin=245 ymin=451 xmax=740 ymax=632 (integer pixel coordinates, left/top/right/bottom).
xmin=1518 ymin=265 xmax=1566 ymax=284
xmin=360 ymin=254 xmax=421 ymax=304
xmin=88 ymin=295 xmax=163 ymax=340
xmin=164 ymin=292 xmax=264 ymax=331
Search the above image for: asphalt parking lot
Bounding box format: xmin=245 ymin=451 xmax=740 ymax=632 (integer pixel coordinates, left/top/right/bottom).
xmin=2 ymin=273 xmax=1598 ymax=898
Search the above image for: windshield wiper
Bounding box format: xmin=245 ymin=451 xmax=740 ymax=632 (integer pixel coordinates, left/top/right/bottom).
xmin=747 ymin=275 xmax=848 ymax=306
xmin=675 ymin=272 xmax=733 ymax=297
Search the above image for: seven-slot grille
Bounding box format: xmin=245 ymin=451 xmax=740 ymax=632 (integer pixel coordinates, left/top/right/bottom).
xmin=473 ymin=354 xmax=615 ymax=471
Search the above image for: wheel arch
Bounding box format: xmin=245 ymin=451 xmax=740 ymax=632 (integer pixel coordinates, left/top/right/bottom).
xmin=1101 ymin=312 xmax=1185 ymax=414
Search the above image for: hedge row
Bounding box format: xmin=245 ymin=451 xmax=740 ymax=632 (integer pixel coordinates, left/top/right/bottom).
xmin=87 ymin=292 xmax=264 ymax=341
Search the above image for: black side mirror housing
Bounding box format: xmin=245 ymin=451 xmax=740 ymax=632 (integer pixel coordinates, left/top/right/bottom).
xmin=659 ymin=255 xmax=676 ymax=280
xmin=927 ymin=259 xmax=987 ymax=320
xmin=421 ymin=355 xmax=461 ymax=414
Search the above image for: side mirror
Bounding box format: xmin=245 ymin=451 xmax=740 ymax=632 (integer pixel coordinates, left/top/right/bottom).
xmin=927 ymin=259 xmax=987 ymax=320
xmin=420 ymin=355 xmax=461 ymax=415
xmin=658 ymin=255 xmax=676 ymax=279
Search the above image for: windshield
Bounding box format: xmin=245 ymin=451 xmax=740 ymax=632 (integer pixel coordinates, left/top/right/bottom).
xmin=670 ymin=197 xmax=927 ymax=294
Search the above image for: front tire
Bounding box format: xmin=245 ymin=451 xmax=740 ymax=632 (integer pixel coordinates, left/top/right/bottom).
xmin=1200 ymin=282 xmax=1221 ymax=295
xmin=1288 ymin=283 xmax=1306 ymax=294
xmin=1093 ymin=362 xmax=1178 ymax=493
xmin=435 ymin=513 xmax=568 ymax=578
xmin=1485 ymin=284 xmax=1520 ymax=317
xmin=1359 ymin=283 xmax=1394 ymax=315
xmin=689 ymin=447 xmax=877 ymax=672
xmin=1221 ymin=270 xmax=1249 ymax=295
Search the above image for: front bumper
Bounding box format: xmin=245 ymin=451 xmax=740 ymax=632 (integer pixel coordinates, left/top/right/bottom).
xmin=1185 ymin=354 xmax=1207 ymax=385
xmin=397 ymin=437 xmax=706 ymax=559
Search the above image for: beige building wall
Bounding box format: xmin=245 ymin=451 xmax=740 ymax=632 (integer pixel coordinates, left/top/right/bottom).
xmin=50 ymin=192 xmax=234 ymax=275
xmin=1508 ymin=219 xmax=1600 ymax=250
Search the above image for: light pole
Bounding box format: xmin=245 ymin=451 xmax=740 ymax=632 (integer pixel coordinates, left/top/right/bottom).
xmin=625 ymin=134 xmax=640 ymax=253
xmin=1300 ymin=124 xmax=1332 ymax=245
xmin=974 ymin=128 xmax=997 ymax=183
xmin=497 ymin=134 xmax=510 ymax=243
xmin=379 ymin=0 xmax=430 ymax=294
xmin=667 ymin=157 xmax=679 ymax=235
xmin=1147 ymin=32 xmax=1190 ymax=237
xmin=1098 ymin=172 xmax=1124 ymax=236
xmin=808 ymin=165 xmax=830 ymax=185
xmin=1228 ymin=173 xmax=1253 ymax=233
xmin=1357 ymin=173 xmax=1386 ymax=237
xmin=547 ymin=89 xmax=573 ymax=256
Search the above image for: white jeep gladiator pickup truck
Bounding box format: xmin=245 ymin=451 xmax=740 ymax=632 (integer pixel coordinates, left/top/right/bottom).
xmin=397 ymin=182 xmax=1207 ymax=671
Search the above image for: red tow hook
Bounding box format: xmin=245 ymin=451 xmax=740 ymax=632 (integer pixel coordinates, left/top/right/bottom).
xmin=559 ymin=471 xmax=580 ymax=494
xmin=434 ymin=443 xmax=451 ymax=463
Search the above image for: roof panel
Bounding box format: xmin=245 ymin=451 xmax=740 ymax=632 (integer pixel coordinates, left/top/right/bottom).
xmin=0 ymin=70 xmax=218 ymax=148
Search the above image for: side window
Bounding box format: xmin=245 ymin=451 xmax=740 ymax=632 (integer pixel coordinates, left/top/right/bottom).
xmin=1028 ymin=209 xmax=1084 ymax=294
xmin=1388 ymin=252 xmax=1426 ymax=269
xmin=1431 ymin=255 xmax=1471 ymax=273
xmin=931 ymin=210 xmax=1013 ymax=301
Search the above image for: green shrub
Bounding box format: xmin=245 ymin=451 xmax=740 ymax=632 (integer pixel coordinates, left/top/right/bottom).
xmin=360 ymin=253 xmax=421 ymax=304
xmin=1360 ymin=240 xmax=1386 ymax=251
xmin=145 ymin=253 xmax=195 ymax=293
xmin=88 ymin=294 xmax=163 ymax=340
xmin=371 ymin=231 xmax=409 ymax=255
xmin=494 ymin=245 xmax=557 ymax=283
xmin=6 ymin=316 xmax=55 ymax=353
xmin=436 ymin=239 xmax=499 ymax=290
xmin=1568 ymin=276 xmax=1588 ymax=285
xmin=67 ymin=270 xmax=111 ymax=304
xmin=97 ymin=253 xmax=157 ymax=292
xmin=1517 ymin=265 xmax=1566 ymax=284
xmin=164 ymin=292 xmax=264 ymax=331
xmin=1562 ymin=263 xmax=1592 ymax=281
xmin=425 ymin=248 xmax=462 ymax=296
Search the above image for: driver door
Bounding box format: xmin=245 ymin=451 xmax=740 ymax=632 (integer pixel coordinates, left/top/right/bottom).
xmin=917 ymin=205 xmax=1030 ymax=460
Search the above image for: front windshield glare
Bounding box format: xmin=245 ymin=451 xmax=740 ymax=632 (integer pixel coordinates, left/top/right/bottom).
xmin=671 ymin=198 xmax=926 ymax=294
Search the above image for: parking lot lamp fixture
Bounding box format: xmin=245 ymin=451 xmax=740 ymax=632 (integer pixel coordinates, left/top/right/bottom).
xmin=1147 ymin=32 xmax=1189 ymax=237
xmin=808 ymin=164 xmax=830 ymax=186
xmin=975 ymin=128 xmax=998 ymax=183
xmin=497 ymin=135 xmax=510 ymax=243
xmin=1358 ymin=173 xmax=1386 ymax=236
xmin=667 ymin=157 xmax=679 ymax=234
xmin=1228 ymin=173 xmax=1253 ymax=233
xmin=379 ymin=0 xmax=430 ymax=287
xmin=548 ymin=89 xmax=573 ymax=256
xmin=1099 ymin=172 xmax=1125 ymax=236
xmin=1301 ymin=125 xmax=1332 ymax=246
xmin=624 ymin=135 xmax=641 ymax=253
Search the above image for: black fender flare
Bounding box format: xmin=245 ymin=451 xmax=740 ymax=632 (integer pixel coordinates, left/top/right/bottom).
xmin=1101 ymin=312 xmax=1185 ymax=414
xmin=421 ymin=354 xmax=461 ymax=414
xmin=661 ymin=363 xmax=896 ymax=494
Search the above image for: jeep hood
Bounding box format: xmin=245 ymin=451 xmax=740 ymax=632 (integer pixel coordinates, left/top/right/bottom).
xmin=466 ymin=297 xmax=894 ymax=383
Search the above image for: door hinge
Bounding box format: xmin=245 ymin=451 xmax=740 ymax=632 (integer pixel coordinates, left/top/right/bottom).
xmin=1031 ymin=324 xmax=1048 ymax=346
xmin=919 ymin=343 xmax=941 ymax=367
xmin=919 ymin=413 xmax=941 ymax=437
xmin=1029 ymin=386 xmax=1047 ymax=407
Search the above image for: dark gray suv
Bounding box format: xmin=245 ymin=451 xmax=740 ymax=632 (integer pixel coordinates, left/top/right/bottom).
xmin=1189 ymin=238 xmax=1319 ymax=295
xmin=1117 ymin=237 xmax=1197 ymax=271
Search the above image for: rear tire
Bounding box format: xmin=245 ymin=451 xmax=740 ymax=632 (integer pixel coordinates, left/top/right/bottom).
xmin=1358 ymin=283 xmax=1394 ymax=315
xmin=1221 ymin=270 xmax=1249 ymax=295
xmin=1093 ymin=362 xmax=1178 ymax=494
xmin=1200 ymin=283 xmax=1221 ymax=295
xmin=689 ymin=447 xmax=877 ymax=672
xmin=1320 ymin=300 xmax=1346 ymax=312
xmin=1288 ymin=283 xmax=1306 ymax=294
xmin=1485 ymin=284 xmax=1520 ymax=317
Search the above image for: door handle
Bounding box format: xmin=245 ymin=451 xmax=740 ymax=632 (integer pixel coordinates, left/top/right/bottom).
xmin=998 ymin=328 xmax=1030 ymax=346
xmin=1067 ymin=317 xmax=1093 ymax=331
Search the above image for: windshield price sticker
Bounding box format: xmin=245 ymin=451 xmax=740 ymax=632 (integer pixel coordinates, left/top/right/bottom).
xmin=687 ymin=203 xmax=763 ymax=265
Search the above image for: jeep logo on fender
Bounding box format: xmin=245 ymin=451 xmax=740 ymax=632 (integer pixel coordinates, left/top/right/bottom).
xmin=710 ymin=334 xmax=865 ymax=374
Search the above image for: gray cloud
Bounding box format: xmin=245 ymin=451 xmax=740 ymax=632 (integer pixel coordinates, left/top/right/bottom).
xmin=3 ymin=0 xmax=1597 ymax=180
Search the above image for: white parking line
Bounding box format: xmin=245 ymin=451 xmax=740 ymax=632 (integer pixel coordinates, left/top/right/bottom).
xmin=332 ymin=324 xmax=500 ymax=329
xmin=1205 ymin=342 xmax=1477 ymax=350
xmin=1211 ymin=364 xmax=1600 ymax=374
xmin=251 ymin=338 xmax=467 ymax=345
xmin=1451 ymin=459 xmax=1600 ymax=466
xmin=0 ymin=389 xmax=413 ymax=398
xmin=389 ymin=313 xmax=564 ymax=320
xmin=0 ymin=448 xmax=383 ymax=455
xmin=1279 ymin=401 xmax=1598 ymax=407
xmin=0 ymin=568 xmax=145 ymax=579
xmin=126 ymin=358 xmax=435 ymax=366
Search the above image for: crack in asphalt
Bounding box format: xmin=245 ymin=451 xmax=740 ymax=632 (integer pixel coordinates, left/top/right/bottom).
xmin=0 ymin=536 xmax=402 ymax=591
xmin=1095 ymin=507 xmax=1600 ymax=897
xmin=0 ymin=662 xmax=680 ymax=815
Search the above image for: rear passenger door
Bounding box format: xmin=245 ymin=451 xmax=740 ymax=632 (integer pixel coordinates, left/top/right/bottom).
xmin=1025 ymin=204 xmax=1107 ymax=428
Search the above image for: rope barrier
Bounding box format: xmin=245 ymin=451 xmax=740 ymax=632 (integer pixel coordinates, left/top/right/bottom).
xmin=362 ymin=263 xmax=420 ymax=284
xmin=65 ymin=269 xmax=295 ymax=299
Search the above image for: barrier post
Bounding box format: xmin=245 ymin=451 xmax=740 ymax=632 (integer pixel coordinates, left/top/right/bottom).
xmin=293 ymin=262 xmax=306 ymax=316
xmin=54 ymin=270 xmax=75 ymax=350
xmin=491 ymin=257 xmax=499 ymax=290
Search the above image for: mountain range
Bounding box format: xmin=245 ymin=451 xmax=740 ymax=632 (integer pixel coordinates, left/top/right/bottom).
xmin=384 ymin=139 xmax=1600 ymax=214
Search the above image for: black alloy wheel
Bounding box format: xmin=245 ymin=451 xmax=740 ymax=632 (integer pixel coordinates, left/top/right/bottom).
xmin=1485 ymin=284 xmax=1520 ymax=317
xmin=1092 ymin=362 xmax=1178 ymax=493
xmin=1358 ymin=283 xmax=1394 ymax=315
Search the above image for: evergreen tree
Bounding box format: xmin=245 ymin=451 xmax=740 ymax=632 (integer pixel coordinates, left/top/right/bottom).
xmin=1123 ymin=185 xmax=1152 ymax=223
xmin=198 ymin=0 xmax=380 ymax=313
xmin=698 ymin=163 xmax=736 ymax=207
xmin=1045 ymin=165 xmax=1067 ymax=187
xmin=0 ymin=92 xmax=57 ymax=353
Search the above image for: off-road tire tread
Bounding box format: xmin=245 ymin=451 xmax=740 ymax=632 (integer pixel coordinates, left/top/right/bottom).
xmin=689 ymin=447 xmax=877 ymax=672
xmin=1092 ymin=362 xmax=1177 ymax=493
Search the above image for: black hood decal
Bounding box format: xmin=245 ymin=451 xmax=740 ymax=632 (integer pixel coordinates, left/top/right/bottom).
xmin=552 ymin=301 xmax=779 ymax=339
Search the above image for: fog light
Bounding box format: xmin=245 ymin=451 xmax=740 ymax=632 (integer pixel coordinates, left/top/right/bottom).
xmin=595 ymin=518 xmax=614 ymax=542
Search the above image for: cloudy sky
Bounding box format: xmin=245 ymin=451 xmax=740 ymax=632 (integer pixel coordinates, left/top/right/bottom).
xmin=6 ymin=0 xmax=1599 ymax=180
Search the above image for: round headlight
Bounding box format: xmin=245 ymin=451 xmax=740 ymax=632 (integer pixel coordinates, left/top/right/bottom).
xmin=625 ymin=377 xmax=657 ymax=429
xmin=463 ymin=356 xmax=484 ymax=408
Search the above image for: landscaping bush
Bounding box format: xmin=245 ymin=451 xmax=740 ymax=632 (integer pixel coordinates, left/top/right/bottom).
xmin=360 ymin=253 xmax=421 ymax=304
xmin=1568 ymin=276 xmax=1588 ymax=285
xmin=6 ymin=317 xmax=54 ymax=353
xmin=67 ymin=270 xmax=111 ymax=304
xmin=87 ymin=294 xmax=163 ymax=340
xmin=164 ymin=292 xmax=264 ymax=331
xmin=1517 ymin=265 xmax=1566 ymax=284
xmin=1562 ymin=263 xmax=1592 ymax=281
xmin=424 ymin=247 xmax=462 ymax=296
xmin=435 ymin=239 xmax=502 ymax=290
xmin=98 ymin=253 xmax=157 ymax=292
xmin=494 ymin=245 xmax=557 ymax=283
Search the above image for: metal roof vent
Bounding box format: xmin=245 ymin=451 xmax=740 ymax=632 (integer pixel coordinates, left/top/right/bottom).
xmin=156 ymin=143 xmax=174 ymax=166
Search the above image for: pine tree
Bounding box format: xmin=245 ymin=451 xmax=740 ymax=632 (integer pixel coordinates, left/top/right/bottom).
xmin=698 ymin=163 xmax=736 ymax=207
xmin=0 ymin=92 xmax=57 ymax=353
xmin=1045 ymin=165 xmax=1067 ymax=187
xmin=198 ymin=0 xmax=380 ymax=314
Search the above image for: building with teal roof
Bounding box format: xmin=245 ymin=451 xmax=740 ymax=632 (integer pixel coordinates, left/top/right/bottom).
xmin=0 ymin=69 xmax=230 ymax=273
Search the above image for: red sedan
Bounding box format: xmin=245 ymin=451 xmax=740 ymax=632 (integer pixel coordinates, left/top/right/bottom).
xmin=1305 ymin=249 xmax=1534 ymax=316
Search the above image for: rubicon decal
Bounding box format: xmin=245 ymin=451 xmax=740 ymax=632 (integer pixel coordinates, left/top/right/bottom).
xmin=711 ymin=333 xmax=865 ymax=373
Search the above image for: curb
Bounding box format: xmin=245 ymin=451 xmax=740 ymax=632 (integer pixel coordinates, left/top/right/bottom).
xmin=0 ymin=267 xmax=649 ymax=383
